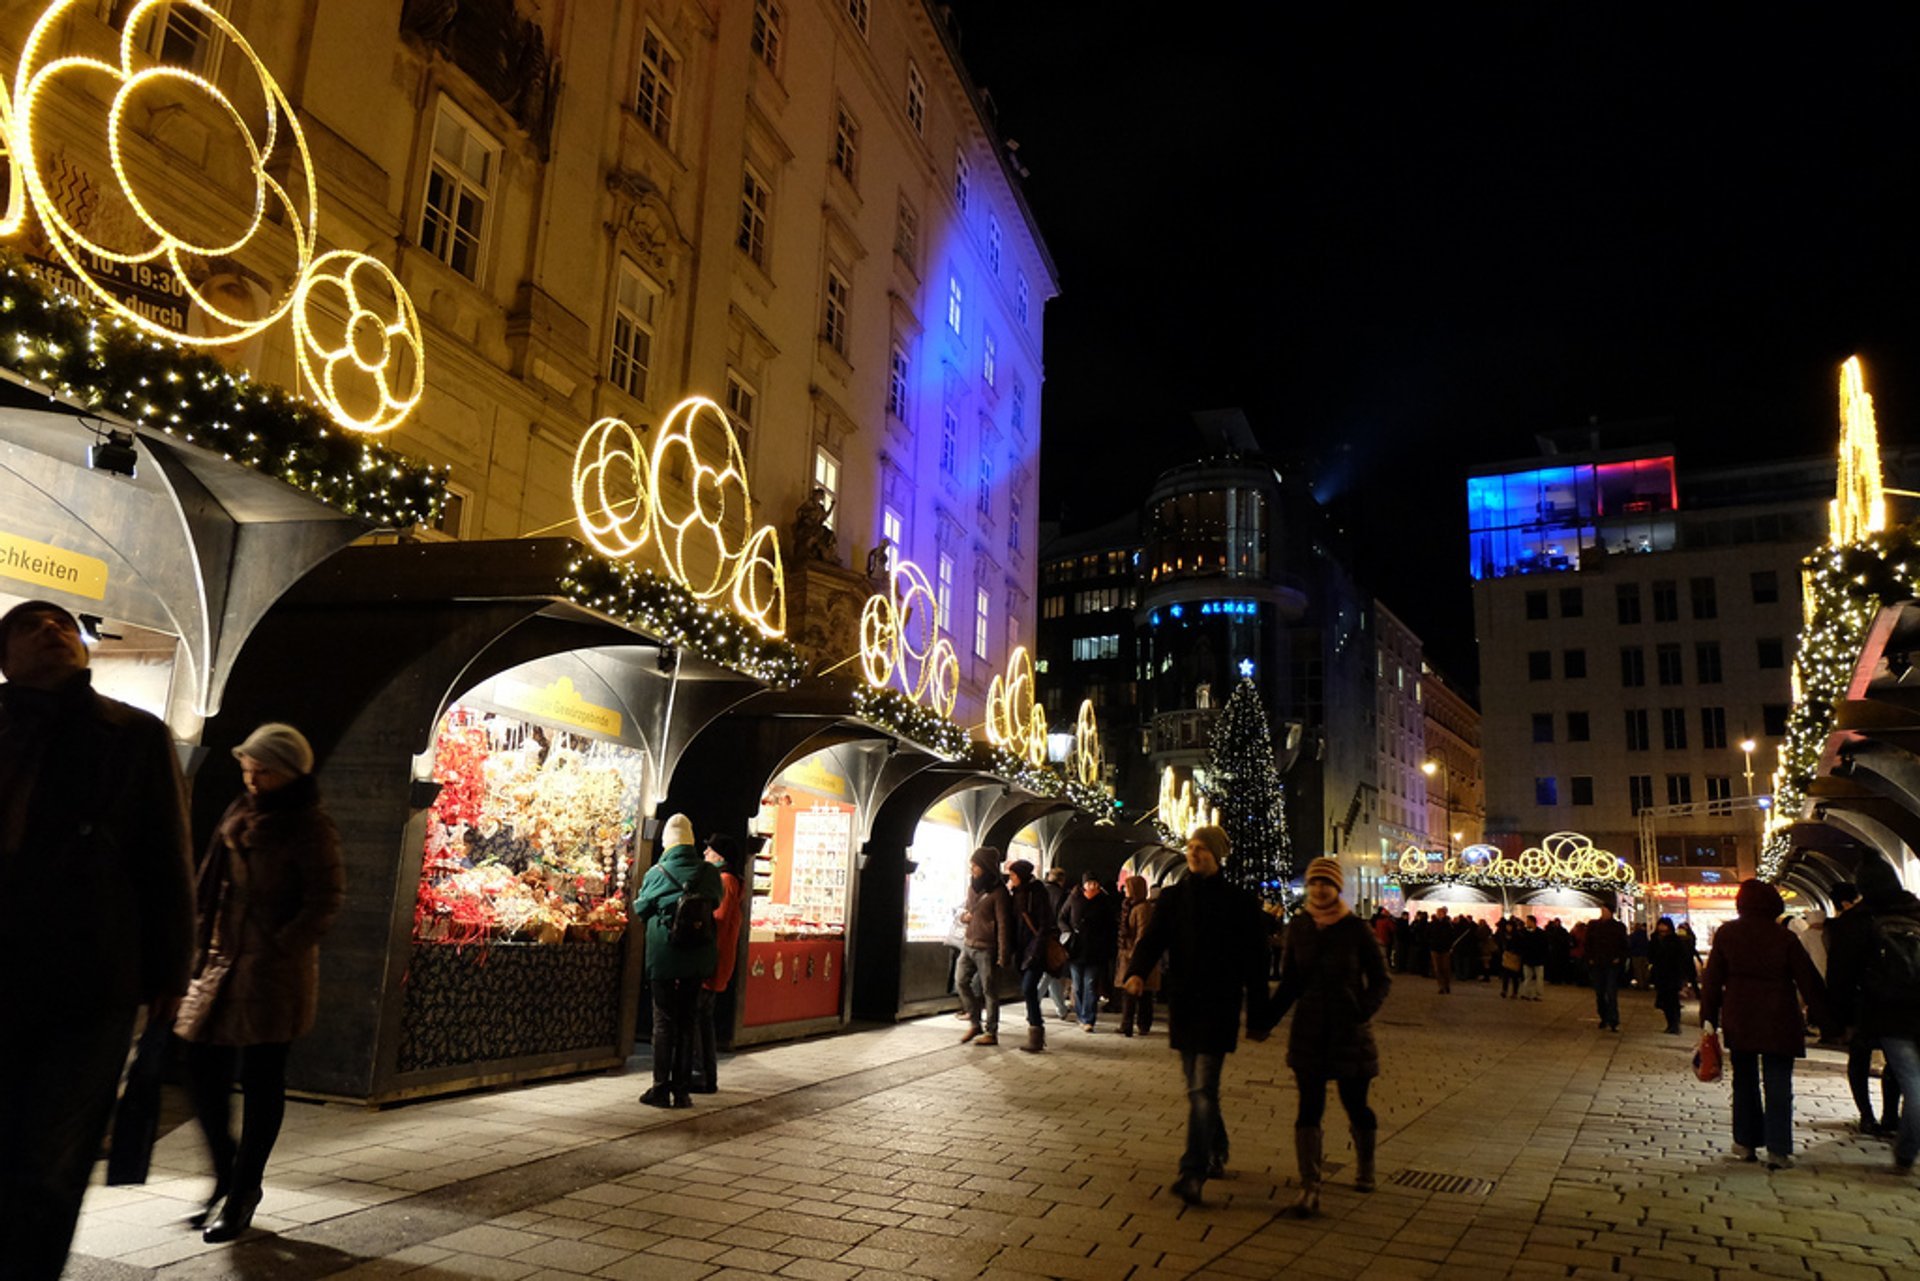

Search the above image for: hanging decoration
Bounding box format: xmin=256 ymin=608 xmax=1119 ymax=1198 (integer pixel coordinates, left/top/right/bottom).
xmin=1156 ymin=765 xmax=1218 ymax=846
xmin=984 ymin=645 xmax=1048 ymax=765
xmin=1395 ymin=832 xmax=1635 ymax=891
xmin=1831 ymin=355 xmax=1887 ymax=548
xmin=1072 ymin=698 xmax=1104 ymax=787
xmin=571 ymin=396 xmax=787 ymax=639
xmin=858 ymin=559 xmax=959 ymax=716
xmin=0 ymin=0 xmax=427 ymax=435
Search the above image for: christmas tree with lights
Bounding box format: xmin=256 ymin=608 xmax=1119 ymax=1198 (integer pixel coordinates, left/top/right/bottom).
xmin=1202 ymin=677 xmax=1291 ymax=900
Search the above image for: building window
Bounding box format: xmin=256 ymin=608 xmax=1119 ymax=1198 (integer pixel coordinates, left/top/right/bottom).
xmin=947 ymin=274 xmax=963 ymax=333
xmin=751 ymin=0 xmax=783 ymax=72
xmin=1625 ymin=709 xmax=1649 ymax=752
xmin=1535 ymin=777 xmax=1559 ymax=806
xmin=1690 ymin=576 xmax=1718 ymax=620
xmin=1563 ymin=648 xmax=1587 ymax=679
xmin=987 ymin=215 xmax=1002 ymax=275
xmin=1017 ymin=272 xmax=1030 ymax=324
xmin=822 ymin=266 xmax=851 ymax=354
xmin=420 ymin=102 xmax=496 ymax=280
xmin=976 ymin=457 xmax=992 ymax=518
xmin=1617 ymin=583 xmax=1642 ymax=624
xmin=1751 ymin=570 xmax=1780 ymax=604
xmin=906 ymin=61 xmax=927 ymax=134
xmin=724 ymin=371 xmax=757 ymax=458
xmin=1696 ymin=641 xmax=1723 ymax=684
xmin=1043 ymin=595 xmax=1064 ymax=620
xmin=607 ymin=262 xmax=658 ymax=401
xmin=1652 ymin=580 xmax=1679 ymax=622
xmin=1706 ymin=775 xmax=1734 ymax=815
xmin=1762 ymin=703 xmax=1789 ymax=737
xmin=1628 ymin=775 xmax=1654 ymax=814
xmin=1072 ymin=635 xmax=1121 ymax=661
xmin=954 ymin=149 xmax=970 ymax=210
xmin=832 ymin=104 xmax=860 ymax=185
xmin=1700 ymin=706 xmax=1727 ymax=750
xmin=812 ymin=448 xmax=840 ymax=531
xmin=882 ymin=507 xmax=903 ymax=571
xmin=1009 ymin=493 xmax=1022 ymax=553
xmin=1525 ymin=590 xmax=1548 ymax=620
xmin=1661 ymin=707 xmax=1688 ymax=751
xmin=1559 ymin=586 xmax=1583 ymax=618
xmin=149 ymin=0 xmax=228 ymax=74
xmin=1666 ymin=774 xmax=1693 ymax=805
xmin=1532 ymin=713 xmax=1554 ymax=744
xmin=738 ymin=164 xmax=771 ymax=266
xmin=1011 ymin=378 xmax=1026 ymax=433
xmin=974 ymin=588 xmax=990 ymax=660
xmin=845 ymin=0 xmax=870 ymax=37
xmin=895 ymin=195 xmax=919 ymax=266
xmin=936 ymin=554 xmax=953 ymax=631
xmin=1620 ymin=646 xmax=1646 ymax=687
xmin=982 ymin=331 xmax=996 ymax=386
xmin=1757 ymin=637 xmax=1786 ymax=669
xmin=1567 ymin=711 xmax=1590 ymax=742
xmin=1656 ymin=643 xmax=1684 ymax=686
xmin=636 ymin=26 xmax=680 ymax=145
xmin=940 ymin=409 xmax=957 ymax=476
xmin=887 ymin=344 xmax=910 ymax=419
xmin=1571 ymin=776 xmax=1594 ymax=806
xmin=1527 ymin=650 xmax=1551 ymax=680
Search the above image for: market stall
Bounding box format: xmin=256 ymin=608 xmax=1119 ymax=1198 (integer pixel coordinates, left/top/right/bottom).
xmin=744 ymin=752 xmax=858 ymax=1031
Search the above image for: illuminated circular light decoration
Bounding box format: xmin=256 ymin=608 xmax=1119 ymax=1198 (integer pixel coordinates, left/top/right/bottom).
xmin=985 ymin=645 xmax=1048 ymax=766
xmin=1158 ymin=766 xmax=1217 ymax=843
xmin=568 ymin=396 xmax=786 ymax=639
xmin=292 ymin=251 xmax=424 ymax=434
xmin=858 ymin=559 xmax=959 ymax=717
xmin=0 ymin=80 xmax=23 ymax=238
xmin=1072 ymin=699 xmax=1103 ymax=787
xmin=1396 ymin=832 xmax=1633 ymax=888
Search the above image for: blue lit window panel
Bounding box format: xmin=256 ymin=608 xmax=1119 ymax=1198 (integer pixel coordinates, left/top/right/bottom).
xmin=1534 ymin=777 xmax=1559 ymax=806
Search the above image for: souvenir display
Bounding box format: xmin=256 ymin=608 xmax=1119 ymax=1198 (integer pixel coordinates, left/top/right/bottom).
xmin=412 ymin=705 xmax=644 ymax=945
xmin=905 ymin=814 xmax=972 ymax=944
xmin=751 ymin=802 xmax=852 ymax=940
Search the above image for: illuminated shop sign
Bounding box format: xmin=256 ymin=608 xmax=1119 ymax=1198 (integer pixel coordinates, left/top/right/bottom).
xmin=1148 ymin=599 xmax=1259 ymax=625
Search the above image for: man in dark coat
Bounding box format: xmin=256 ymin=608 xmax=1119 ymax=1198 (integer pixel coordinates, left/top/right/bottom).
xmin=1584 ymin=904 xmax=1630 ymax=1031
xmin=0 ymin=600 xmax=195 ymax=1278
xmin=1827 ymin=859 xmax=1920 ymax=1169
xmin=957 ymin=847 xmax=1014 ymax=1046
xmin=1042 ymin=865 xmax=1073 ymax=1019
xmin=1124 ymin=824 xmax=1273 ymax=1205
xmin=1820 ymin=881 xmax=1900 ymax=1134
xmin=1059 ymin=869 xmax=1118 ymax=1031
xmin=1006 ymin=859 xmax=1055 ymax=1053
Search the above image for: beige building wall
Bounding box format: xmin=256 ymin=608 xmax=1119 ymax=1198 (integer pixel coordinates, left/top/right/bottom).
xmin=1421 ymin=661 xmax=1484 ymax=850
xmin=1373 ymin=601 xmax=1427 ymax=855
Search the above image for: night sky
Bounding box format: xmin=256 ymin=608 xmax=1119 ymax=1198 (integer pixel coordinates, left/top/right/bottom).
xmin=951 ymin=3 xmax=1920 ymax=682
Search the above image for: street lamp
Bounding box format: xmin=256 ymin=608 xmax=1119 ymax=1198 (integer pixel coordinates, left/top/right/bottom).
xmin=1739 ymin=738 xmax=1757 ymax=795
xmin=1421 ymin=759 xmax=1455 ymax=858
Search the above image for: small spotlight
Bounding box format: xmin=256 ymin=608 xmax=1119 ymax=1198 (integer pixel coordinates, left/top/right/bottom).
xmin=88 ymin=430 xmax=138 ymax=478
xmin=1890 ymin=651 xmax=1913 ymax=680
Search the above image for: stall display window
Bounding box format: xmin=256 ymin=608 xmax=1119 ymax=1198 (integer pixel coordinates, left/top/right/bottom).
xmin=413 ymin=705 xmax=644 ymax=944
xmin=906 ymin=818 xmax=974 ymax=943
xmin=751 ymin=799 xmax=853 ymax=939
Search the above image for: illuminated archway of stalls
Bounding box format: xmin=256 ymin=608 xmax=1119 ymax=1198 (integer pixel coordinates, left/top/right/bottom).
xmin=0 ymin=0 xmax=426 ymax=436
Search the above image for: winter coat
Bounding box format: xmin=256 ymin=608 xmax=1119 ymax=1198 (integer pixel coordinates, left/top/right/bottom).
xmin=1701 ymin=881 xmax=1829 ymax=1056
xmin=964 ymin=874 xmax=1015 ymax=967
xmin=1516 ymin=926 xmax=1549 ymax=966
xmin=1008 ymin=878 xmax=1055 ymax=971
xmin=1584 ymin=917 xmax=1629 ymax=968
xmin=1115 ymin=878 xmax=1161 ymax=990
xmin=1124 ymin=872 xmax=1271 ymax=1055
xmin=1648 ymin=932 xmax=1696 ymax=992
xmin=1271 ymin=911 xmax=1389 ymax=1080
xmin=175 ymin=774 xmax=345 ymax=1046
xmin=1059 ymin=886 xmax=1119 ymax=965
xmin=0 ymin=673 xmax=194 ymax=1013
xmin=705 ymin=869 xmax=746 ymax=993
xmin=635 ymin=843 xmax=724 ymax=981
xmin=1825 ymin=896 xmax=1920 ymax=1040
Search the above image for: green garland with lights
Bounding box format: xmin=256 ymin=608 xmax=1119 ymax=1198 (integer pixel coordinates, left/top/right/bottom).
xmin=0 ymin=251 xmax=446 ymax=528
xmin=1759 ymin=535 xmax=1917 ymax=881
xmin=559 ymin=555 xmax=803 ymax=686
xmin=1394 ymin=870 xmax=1632 ymax=895
xmin=850 ymin=685 xmax=969 ymax=757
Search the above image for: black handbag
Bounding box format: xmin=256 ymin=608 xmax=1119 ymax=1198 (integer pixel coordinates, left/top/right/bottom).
xmin=106 ymin=1014 xmax=173 ymax=1185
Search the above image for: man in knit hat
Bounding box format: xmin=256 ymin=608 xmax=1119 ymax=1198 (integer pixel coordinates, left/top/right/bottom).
xmin=0 ymin=600 xmax=194 ymax=1274
xmin=1124 ymin=824 xmax=1274 ymax=1205
xmin=634 ymin=813 xmax=723 ymax=1108
xmin=957 ymin=846 xmax=1013 ymax=1045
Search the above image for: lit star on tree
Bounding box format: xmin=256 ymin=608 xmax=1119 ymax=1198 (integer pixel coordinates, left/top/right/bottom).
xmin=1238 ymin=658 xmax=1255 ymax=677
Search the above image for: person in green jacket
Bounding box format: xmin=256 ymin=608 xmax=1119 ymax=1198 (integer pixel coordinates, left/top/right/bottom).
xmin=634 ymin=813 xmax=723 ymax=1108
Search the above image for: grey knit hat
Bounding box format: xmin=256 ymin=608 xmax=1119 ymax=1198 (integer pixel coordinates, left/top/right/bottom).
xmin=232 ymin=722 xmax=315 ymax=776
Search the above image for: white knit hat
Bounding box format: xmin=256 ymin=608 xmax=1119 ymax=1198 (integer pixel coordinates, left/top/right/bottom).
xmin=661 ymin=813 xmax=696 ymax=849
xmin=231 ymin=722 xmax=314 ymax=776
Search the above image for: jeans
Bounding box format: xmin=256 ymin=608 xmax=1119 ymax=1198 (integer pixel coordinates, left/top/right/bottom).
xmin=1730 ymin=1050 xmax=1795 ymax=1158
xmin=1020 ymin=966 xmax=1047 ymax=1028
xmin=1296 ymin=1074 xmax=1376 ymax=1131
xmin=956 ymin=947 xmax=1000 ymax=1032
xmin=651 ymin=977 xmax=703 ymax=1094
xmin=1848 ymin=1030 xmax=1904 ymax=1129
xmin=1179 ymin=1051 xmax=1228 ymax=1178
xmin=186 ymin=1040 xmax=292 ymax=1199
xmin=694 ymin=988 xmax=721 ymax=1091
xmin=1592 ymin=963 xmax=1621 ymax=1028
xmin=1521 ymin=964 xmax=1544 ymax=999
xmin=1070 ymin=961 xmax=1102 ymax=1026
xmin=1043 ymin=973 xmax=1071 ymax=1019
xmin=0 ymin=1001 xmax=136 ymax=1280
xmin=1878 ymin=1035 xmax=1920 ymax=1164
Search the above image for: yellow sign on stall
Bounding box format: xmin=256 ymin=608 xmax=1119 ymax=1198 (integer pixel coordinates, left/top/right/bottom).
xmin=493 ymin=676 xmax=622 ymax=737
xmin=0 ymin=530 xmax=108 ymax=600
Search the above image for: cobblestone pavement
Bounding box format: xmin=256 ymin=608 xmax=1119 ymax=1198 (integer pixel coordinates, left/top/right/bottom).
xmin=66 ymin=975 xmax=1918 ymax=1280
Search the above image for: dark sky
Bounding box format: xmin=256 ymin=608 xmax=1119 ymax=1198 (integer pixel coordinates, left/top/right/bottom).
xmin=951 ymin=3 xmax=1920 ymax=680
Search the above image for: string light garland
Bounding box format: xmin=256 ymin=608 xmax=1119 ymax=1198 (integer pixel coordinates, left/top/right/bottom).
xmin=558 ymin=555 xmax=803 ymax=687
xmin=0 ymin=250 xmax=445 ymax=526
xmin=571 ymin=397 xmax=786 ymax=639
xmin=984 ymin=645 xmax=1048 ymax=766
xmin=858 ymin=559 xmax=959 ymax=716
xmin=1395 ymin=832 xmax=1635 ymax=892
xmin=849 ymin=685 xmax=967 ymax=758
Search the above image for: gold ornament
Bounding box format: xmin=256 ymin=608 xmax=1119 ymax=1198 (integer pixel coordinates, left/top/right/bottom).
xmin=1072 ymin=699 xmax=1103 ymax=787
xmin=858 ymin=559 xmax=959 ymax=716
xmin=985 ymin=645 xmax=1047 ymax=765
xmin=292 ymin=251 xmax=424 ymax=434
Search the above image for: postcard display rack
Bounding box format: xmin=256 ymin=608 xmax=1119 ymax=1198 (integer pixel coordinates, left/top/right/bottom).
xmin=745 ymin=793 xmax=856 ymax=1027
xmin=399 ymin=703 xmax=647 ymax=1073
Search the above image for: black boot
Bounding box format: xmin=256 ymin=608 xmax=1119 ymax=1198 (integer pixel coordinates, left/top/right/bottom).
xmin=185 ymin=1185 xmax=226 ymax=1230
xmin=202 ymin=1187 xmax=260 ymax=1244
xmin=1352 ymin=1127 xmax=1376 ymax=1192
xmin=1289 ymin=1127 xmax=1322 ymax=1217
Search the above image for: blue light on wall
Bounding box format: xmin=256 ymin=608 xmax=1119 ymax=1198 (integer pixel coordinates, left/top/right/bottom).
xmin=1149 ymin=599 xmax=1259 ymax=625
xmin=1169 ymin=604 xmax=1183 ymax=618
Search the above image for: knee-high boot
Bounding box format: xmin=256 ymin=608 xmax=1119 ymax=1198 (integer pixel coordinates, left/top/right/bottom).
xmin=1352 ymin=1126 xmax=1376 ymax=1192
xmin=1289 ymin=1127 xmax=1322 ymax=1217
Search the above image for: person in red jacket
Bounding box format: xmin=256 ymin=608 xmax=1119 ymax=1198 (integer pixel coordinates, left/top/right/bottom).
xmin=693 ymin=835 xmax=746 ymax=1094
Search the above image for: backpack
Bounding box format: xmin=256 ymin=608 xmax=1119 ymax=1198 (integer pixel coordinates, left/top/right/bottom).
xmin=1865 ymin=912 xmax=1920 ymax=1007
xmin=656 ymin=865 xmax=716 ymax=950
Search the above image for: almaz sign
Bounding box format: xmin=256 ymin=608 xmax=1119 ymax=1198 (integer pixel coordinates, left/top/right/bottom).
xmin=28 ymin=248 xmax=189 ymax=332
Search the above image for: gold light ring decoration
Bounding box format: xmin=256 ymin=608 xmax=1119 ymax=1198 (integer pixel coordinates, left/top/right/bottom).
xmin=292 ymin=251 xmax=424 ymax=434
xmin=857 ymin=559 xmax=958 ymax=716
xmin=858 ymin=593 xmax=899 ymax=688
xmin=1073 ymin=699 xmax=1103 ymax=787
xmin=1398 ymin=845 xmax=1430 ymax=876
xmin=11 ymin=0 xmax=319 ymax=344
xmin=0 ymin=78 xmax=23 ymax=238
xmin=733 ymin=523 xmax=788 ymax=640
xmin=571 ymin=417 xmax=652 ymax=558
xmin=1158 ymin=766 xmax=1216 ymax=842
xmin=986 ymin=645 xmax=1046 ymax=765
xmin=649 ymin=396 xmax=754 ymax=600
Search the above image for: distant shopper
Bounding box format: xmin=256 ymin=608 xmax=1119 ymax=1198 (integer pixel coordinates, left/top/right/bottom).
xmin=1545 ymin=918 xmax=1572 ymax=984
xmin=1269 ymin=858 xmax=1389 ymax=1217
xmin=1428 ymin=906 xmax=1455 ymax=993
xmin=177 ymin=722 xmax=345 ymax=1244
xmin=1043 ymin=866 xmax=1074 ymax=1019
xmin=1517 ymin=916 xmax=1548 ymax=1000
xmin=635 ymin=813 xmax=723 ymax=1109
xmin=1124 ymin=825 xmax=1273 ymax=1206
xmin=1585 ymin=905 xmax=1629 ymax=1031
xmin=0 ymin=600 xmax=195 ymax=1278
xmin=1648 ymin=916 xmax=1696 ymax=1034
xmin=1007 ymin=859 xmax=1055 ymax=1053
xmin=1700 ymin=879 xmax=1829 ymax=1168
xmin=1496 ymin=920 xmax=1523 ymax=999
xmin=958 ymin=847 xmax=1014 ymax=1046
xmin=1115 ymin=875 xmax=1160 ymax=1036
xmin=692 ymin=835 xmax=746 ymax=1094
xmin=1628 ymin=922 xmax=1652 ymax=989
xmin=1061 ymin=870 xmax=1119 ymax=1031
xmin=1826 ymin=862 xmax=1920 ymax=1167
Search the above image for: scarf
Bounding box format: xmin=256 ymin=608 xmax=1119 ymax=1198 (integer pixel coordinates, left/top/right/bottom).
xmin=1306 ymin=896 xmax=1351 ymax=928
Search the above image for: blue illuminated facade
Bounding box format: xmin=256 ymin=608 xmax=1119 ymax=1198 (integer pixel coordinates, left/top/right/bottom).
xmin=1467 ymin=454 xmax=1679 ymax=579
